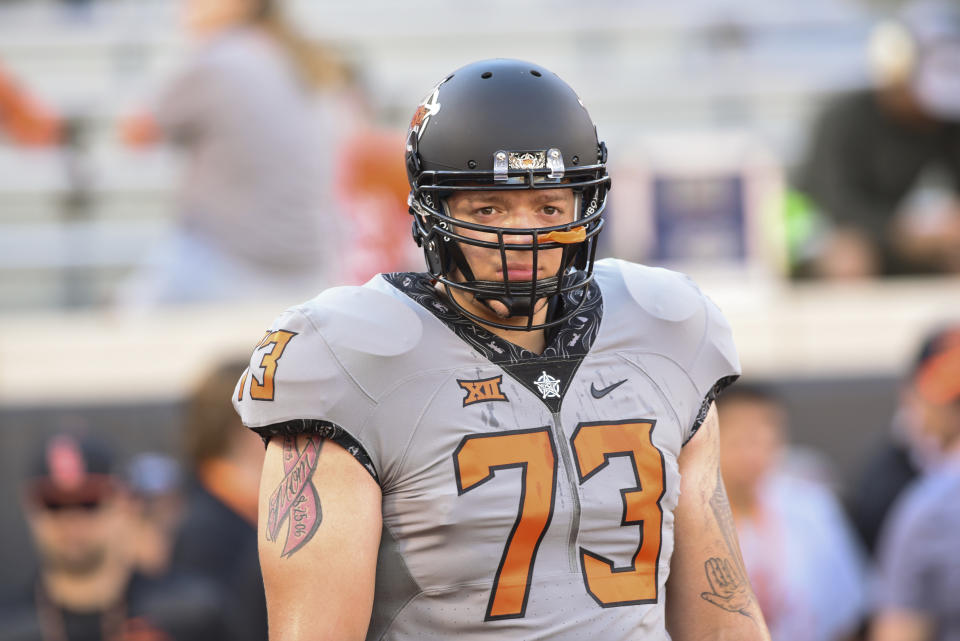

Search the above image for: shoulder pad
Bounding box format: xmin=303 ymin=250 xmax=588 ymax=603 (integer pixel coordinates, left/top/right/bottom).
xmin=614 ymin=259 xmax=702 ymax=322
xmin=232 ymin=284 xmax=422 ymax=432
xmin=594 ymin=259 xmax=740 ymax=435
xmin=307 ymin=285 xmax=423 ymax=357
xmin=599 ymin=258 xmax=739 ymax=393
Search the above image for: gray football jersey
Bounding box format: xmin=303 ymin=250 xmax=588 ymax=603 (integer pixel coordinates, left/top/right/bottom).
xmin=234 ymin=257 xmax=740 ymax=640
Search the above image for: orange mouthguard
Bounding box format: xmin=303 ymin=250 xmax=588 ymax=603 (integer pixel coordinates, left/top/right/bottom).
xmin=541 ymin=226 xmax=587 ymax=244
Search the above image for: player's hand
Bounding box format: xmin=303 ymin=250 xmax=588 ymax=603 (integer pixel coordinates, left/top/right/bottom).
xmin=699 ymin=557 xmax=753 ymax=614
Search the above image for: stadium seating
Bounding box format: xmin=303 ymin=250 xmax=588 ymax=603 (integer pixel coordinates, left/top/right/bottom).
xmin=0 ymin=0 xmax=873 ymax=309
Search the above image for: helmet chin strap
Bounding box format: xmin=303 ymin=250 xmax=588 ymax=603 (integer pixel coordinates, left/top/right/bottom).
xmin=475 ymin=293 xmax=535 ymax=320
xmin=470 ymin=277 xmax=560 ymax=320
xmin=443 ymin=233 xmax=562 ymax=323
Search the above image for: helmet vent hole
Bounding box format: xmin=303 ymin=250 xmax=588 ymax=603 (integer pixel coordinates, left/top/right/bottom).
xmin=530 ymin=70 xmax=542 ymax=77
xmin=481 ymin=71 xmax=493 ymax=79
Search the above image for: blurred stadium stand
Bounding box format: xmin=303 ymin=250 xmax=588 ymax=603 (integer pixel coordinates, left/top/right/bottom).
xmin=1 ymin=0 xmax=958 ymax=593
xmin=0 ymin=0 xmax=876 ymax=308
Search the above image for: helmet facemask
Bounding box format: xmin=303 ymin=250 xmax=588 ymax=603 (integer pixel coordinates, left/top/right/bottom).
xmin=409 ymin=148 xmax=608 ymax=331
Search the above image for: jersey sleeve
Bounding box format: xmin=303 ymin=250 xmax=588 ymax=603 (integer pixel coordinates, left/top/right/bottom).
xmin=684 ymin=289 xmax=741 ymax=443
xmin=232 ymin=305 xmax=380 ymax=483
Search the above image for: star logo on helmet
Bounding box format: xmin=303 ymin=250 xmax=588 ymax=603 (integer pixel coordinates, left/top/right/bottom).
xmin=533 ymin=371 xmax=561 ymax=399
xmin=410 ymin=87 xmax=442 ymax=140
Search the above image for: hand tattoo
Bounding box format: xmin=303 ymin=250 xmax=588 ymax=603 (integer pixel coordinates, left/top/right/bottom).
xmin=702 ymin=468 xmax=757 ymax=620
xmin=266 ymin=435 xmax=323 ymax=557
xmin=700 ymin=557 xmax=753 ymax=615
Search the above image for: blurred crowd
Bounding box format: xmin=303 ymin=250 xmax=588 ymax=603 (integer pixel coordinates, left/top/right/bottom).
xmin=0 ymin=0 xmax=416 ymax=312
xmin=1 ymin=0 xmax=959 ymax=640
xmin=0 ymin=359 xmax=264 ymax=641
xmin=720 ymin=324 xmax=960 ymax=641
xmin=790 ymin=0 xmax=960 ymax=279
xmin=3 ymin=0 xmax=960 ymax=302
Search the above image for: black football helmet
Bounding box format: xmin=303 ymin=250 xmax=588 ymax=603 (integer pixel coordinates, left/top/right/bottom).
xmin=405 ymin=58 xmax=610 ymax=331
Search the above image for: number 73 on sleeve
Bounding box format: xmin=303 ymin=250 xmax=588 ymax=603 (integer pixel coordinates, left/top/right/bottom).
xmin=237 ymin=330 xmax=298 ymax=402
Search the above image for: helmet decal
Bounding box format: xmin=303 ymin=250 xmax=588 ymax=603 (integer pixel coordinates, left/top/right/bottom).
xmin=410 ymin=85 xmax=443 ymax=140
xmin=509 ymin=152 xmax=546 ymax=170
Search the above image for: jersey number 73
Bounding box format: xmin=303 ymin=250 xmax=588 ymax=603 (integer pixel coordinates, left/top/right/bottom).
xmin=453 ymin=420 xmax=665 ymax=621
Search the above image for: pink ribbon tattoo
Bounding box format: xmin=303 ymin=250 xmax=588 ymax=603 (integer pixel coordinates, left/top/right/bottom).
xmin=266 ymin=435 xmax=322 ymax=557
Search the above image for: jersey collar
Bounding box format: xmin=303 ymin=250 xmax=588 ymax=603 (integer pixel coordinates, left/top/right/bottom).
xmin=384 ymin=271 xmax=603 ymax=412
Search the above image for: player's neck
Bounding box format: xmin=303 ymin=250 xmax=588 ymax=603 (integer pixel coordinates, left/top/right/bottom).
xmin=442 ymin=284 xmax=549 ymax=354
xmin=485 ymin=323 xmax=547 ymax=354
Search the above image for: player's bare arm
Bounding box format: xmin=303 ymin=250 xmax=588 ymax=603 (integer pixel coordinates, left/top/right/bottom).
xmin=666 ymin=404 xmax=771 ymax=641
xmin=264 ymin=435 xmax=324 ymax=556
xmin=258 ymin=434 xmax=382 ymax=641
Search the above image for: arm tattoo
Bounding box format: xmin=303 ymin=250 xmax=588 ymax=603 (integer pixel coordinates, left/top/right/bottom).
xmin=265 ymin=435 xmax=324 ymax=558
xmin=709 ymin=468 xmax=744 ymax=565
xmin=700 ymin=557 xmax=754 ymax=617
xmin=700 ymin=468 xmax=757 ymax=619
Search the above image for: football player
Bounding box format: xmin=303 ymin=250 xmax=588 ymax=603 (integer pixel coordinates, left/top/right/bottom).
xmin=234 ymin=59 xmax=771 ymax=640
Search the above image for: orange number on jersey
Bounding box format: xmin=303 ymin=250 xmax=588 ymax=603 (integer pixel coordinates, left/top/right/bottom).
xmin=249 ymin=330 xmax=297 ymax=401
xmin=453 ymin=428 xmax=557 ymax=620
xmin=571 ymin=420 xmax=665 ymax=606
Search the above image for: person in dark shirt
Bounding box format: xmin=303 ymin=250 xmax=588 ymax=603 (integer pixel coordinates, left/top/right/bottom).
xmin=846 ymin=324 xmax=960 ymax=559
xmin=871 ymin=325 xmax=960 ymax=641
xmin=170 ymin=360 xmax=267 ymax=641
xmin=0 ymin=433 xmax=226 ymax=641
xmin=792 ymin=0 xmax=960 ymax=278
xmin=847 ymin=434 xmax=919 ymax=557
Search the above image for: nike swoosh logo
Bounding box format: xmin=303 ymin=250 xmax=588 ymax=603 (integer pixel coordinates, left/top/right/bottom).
xmin=590 ymin=379 xmax=627 ymax=399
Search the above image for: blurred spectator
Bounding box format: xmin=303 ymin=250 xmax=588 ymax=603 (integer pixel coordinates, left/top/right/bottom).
xmin=336 ymin=126 xmax=420 ymax=283
xmin=116 ymin=0 xmax=354 ymax=310
xmin=845 ymin=330 xmax=959 ymax=557
xmin=790 ymin=0 xmax=960 ymax=279
xmin=0 ymin=432 xmax=226 ymax=641
xmin=170 ymin=360 xmax=267 ymax=641
xmin=718 ymin=384 xmax=867 ymax=641
xmin=870 ymin=325 xmax=960 ymax=641
xmin=846 ymin=414 xmax=920 ymax=560
xmin=125 ymin=454 xmax=185 ymax=578
xmin=0 ymin=61 xmax=61 ymax=146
